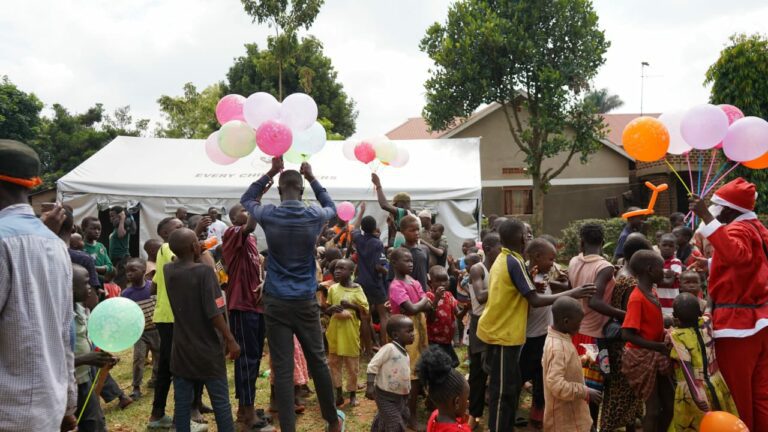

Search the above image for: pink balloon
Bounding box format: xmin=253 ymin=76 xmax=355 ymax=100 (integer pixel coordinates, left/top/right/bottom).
xmin=216 ymin=94 xmax=246 ymax=125
xmin=205 ymin=131 xmax=238 ymax=165
xmin=354 ymin=141 xmax=376 ymax=164
xmin=716 ymin=105 xmax=745 ymax=149
xmin=723 ymin=116 xmax=768 ymax=162
xmin=680 ymin=104 xmax=729 ymax=150
xmin=337 ymin=201 xmax=356 ymax=222
xmin=256 ymin=120 xmax=293 ymax=157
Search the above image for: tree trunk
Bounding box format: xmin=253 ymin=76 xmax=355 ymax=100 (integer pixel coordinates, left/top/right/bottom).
xmin=531 ymin=175 xmax=545 ymax=235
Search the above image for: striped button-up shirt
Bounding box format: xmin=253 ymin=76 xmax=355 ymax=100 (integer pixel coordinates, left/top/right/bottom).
xmin=0 ymin=204 xmax=75 ymax=430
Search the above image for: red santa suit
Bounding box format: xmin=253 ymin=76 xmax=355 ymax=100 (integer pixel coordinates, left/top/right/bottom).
xmin=699 ymin=178 xmax=768 ymax=430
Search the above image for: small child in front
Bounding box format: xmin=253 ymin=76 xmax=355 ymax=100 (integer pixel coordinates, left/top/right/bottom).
xmin=418 ymin=346 xmax=471 ymax=432
xmin=367 ymin=315 xmax=415 ymax=432
xmin=658 ymin=233 xmax=683 ymax=316
xmin=679 ymin=270 xmax=708 ymax=312
xmin=542 ymin=297 xmax=599 ymax=432
xmin=668 ymin=293 xmax=738 ymax=431
xmin=621 ymin=250 xmax=674 ymax=432
xmin=389 ymin=247 xmax=433 ymax=431
xmin=165 ymin=228 xmax=240 ymax=432
xmin=426 ymin=266 xmax=462 ymax=367
xmin=121 ymin=257 xmax=160 ymax=401
xmin=325 ymin=258 xmax=369 ymax=407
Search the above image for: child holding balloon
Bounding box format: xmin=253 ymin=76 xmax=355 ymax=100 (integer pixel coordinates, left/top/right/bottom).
xmin=668 ymin=293 xmax=739 ymax=432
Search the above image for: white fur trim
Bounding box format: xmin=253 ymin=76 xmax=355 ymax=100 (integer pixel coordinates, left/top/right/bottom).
xmin=712 ymin=193 xmax=754 ymax=214
xmin=714 ymin=318 xmax=768 ymax=339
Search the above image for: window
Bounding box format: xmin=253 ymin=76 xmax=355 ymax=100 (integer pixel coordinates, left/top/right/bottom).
xmin=503 ymin=187 xmax=533 ymax=215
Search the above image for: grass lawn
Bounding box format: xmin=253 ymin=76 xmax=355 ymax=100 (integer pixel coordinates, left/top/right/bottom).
xmin=103 ymin=345 xmax=535 ymax=431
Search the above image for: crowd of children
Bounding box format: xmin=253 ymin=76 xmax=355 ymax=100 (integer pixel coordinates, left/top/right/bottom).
xmin=58 ymin=170 xmax=751 ymax=432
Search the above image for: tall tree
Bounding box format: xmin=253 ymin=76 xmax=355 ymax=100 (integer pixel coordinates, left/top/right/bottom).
xmin=0 ymin=76 xmax=43 ymax=142
xmin=584 ymin=88 xmax=624 ymax=113
xmin=421 ymin=0 xmax=609 ymax=231
xmin=155 ymin=82 xmax=223 ymax=139
xmin=226 ymin=37 xmax=357 ymax=137
xmin=240 ymin=0 xmax=324 ymax=100
xmin=705 ymin=33 xmax=768 ymax=213
xmin=32 ymin=104 xmax=148 ymax=187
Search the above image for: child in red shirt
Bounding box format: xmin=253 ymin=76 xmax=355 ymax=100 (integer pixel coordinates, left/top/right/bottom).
xmin=418 ymin=346 xmax=471 ymax=432
xmin=621 ymin=250 xmax=674 ymax=432
xmin=425 ymin=266 xmax=464 ymax=368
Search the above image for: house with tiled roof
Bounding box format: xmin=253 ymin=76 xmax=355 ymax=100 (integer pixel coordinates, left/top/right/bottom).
xmin=386 ymin=104 xmax=638 ymax=235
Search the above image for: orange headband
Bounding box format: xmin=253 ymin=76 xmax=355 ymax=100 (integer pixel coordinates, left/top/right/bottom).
xmin=0 ymin=174 xmax=42 ymax=189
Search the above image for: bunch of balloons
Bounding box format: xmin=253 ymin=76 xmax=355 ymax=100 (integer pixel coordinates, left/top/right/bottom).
xmin=342 ymin=136 xmax=410 ymax=168
xmin=205 ymin=92 xmax=327 ymax=165
xmin=622 ymin=103 xmax=768 ymax=168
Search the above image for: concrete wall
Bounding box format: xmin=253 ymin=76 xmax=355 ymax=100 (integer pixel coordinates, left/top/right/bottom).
xmin=451 ymin=105 xmax=631 ymax=236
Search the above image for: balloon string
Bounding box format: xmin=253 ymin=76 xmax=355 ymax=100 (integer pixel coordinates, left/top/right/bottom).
xmin=686 ymin=153 xmax=694 ymax=196
xmin=697 ymin=152 xmax=703 ymax=196
xmin=77 ymin=368 xmax=101 ymax=424
xmin=701 ymin=163 xmax=741 ymax=197
xmin=702 ymin=149 xmax=718 ymax=197
xmin=665 ymin=158 xmax=693 ymax=196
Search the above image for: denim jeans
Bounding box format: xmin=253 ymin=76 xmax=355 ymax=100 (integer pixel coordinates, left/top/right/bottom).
xmin=173 ymin=376 xmax=234 ymax=432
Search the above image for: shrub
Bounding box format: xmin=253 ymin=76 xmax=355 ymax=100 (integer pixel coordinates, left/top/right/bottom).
xmin=559 ymin=215 xmax=671 ymax=263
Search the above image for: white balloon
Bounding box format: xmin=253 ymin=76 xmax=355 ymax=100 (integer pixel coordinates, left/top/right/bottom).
xmin=243 ymin=92 xmax=281 ymax=129
xmin=291 ymin=121 xmax=327 ymax=155
xmin=390 ymin=147 xmax=410 ymax=168
xmin=280 ymin=93 xmax=318 ymax=132
xmin=342 ymin=140 xmax=357 ymax=161
xmin=657 ymin=112 xmax=692 ymax=155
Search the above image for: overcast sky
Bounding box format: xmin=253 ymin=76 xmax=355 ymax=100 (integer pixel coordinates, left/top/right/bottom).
xmin=2 ymin=0 xmax=768 ymax=139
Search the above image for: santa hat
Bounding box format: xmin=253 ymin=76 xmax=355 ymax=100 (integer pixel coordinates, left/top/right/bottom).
xmin=712 ymin=178 xmax=757 ymax=213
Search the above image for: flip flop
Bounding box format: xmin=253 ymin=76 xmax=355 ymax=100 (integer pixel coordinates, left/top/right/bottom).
xmin=326 ymin=409 xmax=345 ymax=432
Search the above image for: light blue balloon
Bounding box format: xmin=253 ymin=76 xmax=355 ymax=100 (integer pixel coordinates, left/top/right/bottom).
xmin=87 ymin=297 xmax=145 ymax=352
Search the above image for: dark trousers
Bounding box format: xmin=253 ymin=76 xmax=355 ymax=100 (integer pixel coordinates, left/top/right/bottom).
xmin=132 ymin=328 xmax=161 ymax=389
xmin=99 ymin=372 xmax=124 ymax=403
xmin=78 ymin=379 xmax=106 ymax=432
xmin=468 ymin=315 xmax=488 ymax=419
xmin=264 ymin=295 xmax=338 ymax=432
xmin=230 ymin=310 xmax=265 ymax=406
xmin=151 ymin=322 xmax=174 ymax=417
xmin=174 ymin=376 xmax=235 ymax=432
xmin=519 ymin=334 xmax=546 ymax=410
xmin=486 ymin=344 xmax=522 ymax=432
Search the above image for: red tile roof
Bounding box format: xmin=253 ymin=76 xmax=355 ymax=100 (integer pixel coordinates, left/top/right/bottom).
xmin=601 ymin=113 xmax=660 ymax=146
xmin=385 ymin=117 xmax=446 ymax=140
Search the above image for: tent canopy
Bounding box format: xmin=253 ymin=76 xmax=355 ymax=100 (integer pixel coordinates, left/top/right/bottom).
xmin=58 ymin=136 xmax=481 ymax=254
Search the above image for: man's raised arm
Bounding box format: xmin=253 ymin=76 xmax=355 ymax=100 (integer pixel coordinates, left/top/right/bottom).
xmin=301 ymin=162 xmax=336 ymax=221
xmin=241 ymin=157 xmax=283 ymax=221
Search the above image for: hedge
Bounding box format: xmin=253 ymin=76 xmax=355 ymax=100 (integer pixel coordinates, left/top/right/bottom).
xmin=559 ymin=215 xmax=670 ymax=263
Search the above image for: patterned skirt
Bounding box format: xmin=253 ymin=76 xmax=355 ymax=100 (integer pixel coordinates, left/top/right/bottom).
xmin=371 ymin=389 xmax=409 ymax=432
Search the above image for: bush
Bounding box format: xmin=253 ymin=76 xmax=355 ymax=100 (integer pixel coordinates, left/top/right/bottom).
xmin=559 ymin=215 xmax=671 ymax=263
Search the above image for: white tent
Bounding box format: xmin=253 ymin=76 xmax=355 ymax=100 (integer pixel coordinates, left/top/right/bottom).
xmin=58 ymin=136 xmax=481 ymax=256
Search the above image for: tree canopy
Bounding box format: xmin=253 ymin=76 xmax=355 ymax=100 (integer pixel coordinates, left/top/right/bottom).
xmin=584 ymin=88 xmax=624 ymax=114
xmin=705 ymin=33 xmax=768 ymax=213
xmin=225 ymin=36 xmax=357 ymax=137
xmin=420 ymin=0 xmax=609 ymax=230
xmin=0 ymin=76 xmax=43 ymax=143
xmin=156 ymin=82 xmax=223 ymax=139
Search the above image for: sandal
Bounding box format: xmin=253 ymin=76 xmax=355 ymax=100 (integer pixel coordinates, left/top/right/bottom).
xmin=326 ymin=409 xmax=345 ymax=432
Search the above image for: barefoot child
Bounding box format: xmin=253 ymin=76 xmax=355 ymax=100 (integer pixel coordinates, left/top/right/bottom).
xmin=325 ymin=258 xmax=369 ymax=407
xmin=121 ymin=258 xmax=160 ymax=401
xmin=668 ymin=293 xmax=738 ymax=431
xmin=543 ymin=297 xmax=601 ymax=432
xmin=621 ymin=250 xmax=674 ymax=432
xmin=426 ymin=266 xmax=463 ymax=368
xmin=389 ymin=248 xmax=433 ymax=430
xmin=367 ymin=315 xmax=416 ymax=432
xmin=417 ymin=346 xmax=471 ymax=432
xmin=165 ymin=228 xmax=240 ymax=432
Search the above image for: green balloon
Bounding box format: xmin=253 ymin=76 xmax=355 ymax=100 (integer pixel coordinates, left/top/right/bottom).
xmin=283 ymin=148 xmax=310 ymax=164
xmin=87 ymin=297 xmax=145 ymax=352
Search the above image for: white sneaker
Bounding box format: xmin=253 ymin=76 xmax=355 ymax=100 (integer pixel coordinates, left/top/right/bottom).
xmin=190 ymin=421 xmax=209 ymax=432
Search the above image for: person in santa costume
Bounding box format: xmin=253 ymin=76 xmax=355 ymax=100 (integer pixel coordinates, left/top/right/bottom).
xmin=690 ymin=177 xmax=768 ymax=430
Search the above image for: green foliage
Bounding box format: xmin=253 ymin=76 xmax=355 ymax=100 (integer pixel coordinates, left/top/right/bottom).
xmin=559 ymin=215 xmax=670 ymax=262
xmin=420 ymin=0 xmax=609 ymax=231
xmin=31 ymin=104 xmax=148 ymax=188
xmin=705 ymin=33 xmax=768 ymax=213
xmin=584 ymin=88 xmax=624 ymax=114
xmin=0 ymin=76 xmax=43 ymax=142
xmin=155 ymin=82 xmax=223 ymax=139
xmin=240 ymin=0 xmax=324 ymax=33
xmin=225 ymin=37 xmax=357 ymax=137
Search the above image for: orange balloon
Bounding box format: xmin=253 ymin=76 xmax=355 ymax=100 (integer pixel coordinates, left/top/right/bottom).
xmin=622 ymin=116 xmax=670 ymax=162
xmin=744 ymin=150 xmax=768 ymax=169
xmin=699 ymin=411 xmax=748 ymax=432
